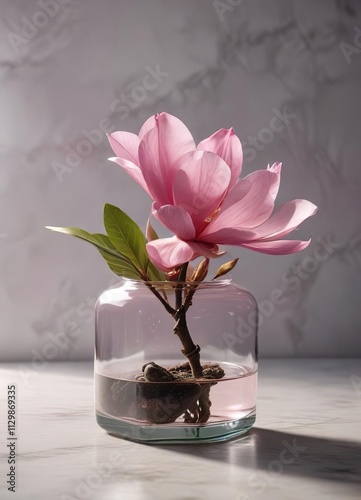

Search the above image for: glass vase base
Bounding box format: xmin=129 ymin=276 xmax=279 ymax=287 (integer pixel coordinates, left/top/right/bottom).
xmin=96 ymin=410 xmax=256 ymax=444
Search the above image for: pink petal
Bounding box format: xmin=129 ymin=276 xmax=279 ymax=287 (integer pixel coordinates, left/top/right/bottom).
xmin=189 ymin=241 xmax=225 ymax=259
xmin=201 ymin=169 xmax=280 ymax=236
xmin=197 ymin=128 xmax=243 ymax=189
xmin=152 ymin=203 xmax=196 ymax=240
xmin=108 ymin=157 xmax=151 ymax=197
xmin=139 ymin=115 xmax=157 ymax=140
xmin=255 ymin=199 xmax=318 ymax=240
xmin=146 ymin=237 xmax=223 ymax=271
xmin=173 ymin=150 xmax=231 ymax=231
xmin=198 ymin=227 xmax=258 ymax=245
xmin=107 ymin=132 xmax=140 ymax=164
xmin=147 ymin=237 xmax=197 ymax=271
xmin=241 ymin=239 xmax=311 ymax=255
xmin=138 ymin=128 xmax=169 ymax=204
xmin=200 ymin=199 xmax=317 ymax=245
xmin=267 ymin=161 xmax=282 ymax=175
xmin=138 ymin=113 xmax=196 ymax=205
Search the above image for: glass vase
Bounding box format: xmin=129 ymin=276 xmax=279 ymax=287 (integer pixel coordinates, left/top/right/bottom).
xmin=95 ymin=278 xmax=258 ymax=444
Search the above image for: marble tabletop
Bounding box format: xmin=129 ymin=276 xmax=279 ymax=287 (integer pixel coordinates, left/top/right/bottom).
xmin=0 ymin=359 xmax=360 ymax=500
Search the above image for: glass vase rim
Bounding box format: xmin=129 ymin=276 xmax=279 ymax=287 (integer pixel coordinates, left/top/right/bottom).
xmin=122 ymin=277 xmax=233 ymax=288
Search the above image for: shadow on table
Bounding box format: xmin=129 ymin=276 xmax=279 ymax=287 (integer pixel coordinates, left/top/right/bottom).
xmin=160 ymin=428 xmax=361 ymax=484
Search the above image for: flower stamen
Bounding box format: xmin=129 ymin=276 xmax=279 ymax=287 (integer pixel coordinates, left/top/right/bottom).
xmin=204 ymin=207 xmax=221 ymax=225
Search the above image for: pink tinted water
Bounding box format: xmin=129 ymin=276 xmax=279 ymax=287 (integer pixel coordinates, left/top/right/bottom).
xmin=96 ymin=361 xmax=257 ymax=424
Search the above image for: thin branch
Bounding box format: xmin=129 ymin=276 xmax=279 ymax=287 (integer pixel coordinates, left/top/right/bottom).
xmin=143 ymin=279 xmax=176 ymax=316
xmin=176 ymin=263 xmax=188 ymax=311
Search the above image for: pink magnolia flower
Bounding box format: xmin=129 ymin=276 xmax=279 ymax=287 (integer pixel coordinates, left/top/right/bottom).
xmin=108 ymin=112 xmax=317 ymax=271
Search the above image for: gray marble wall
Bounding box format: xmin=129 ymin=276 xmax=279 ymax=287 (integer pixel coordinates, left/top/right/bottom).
xmin=1 ymin=0 xmax=360 ymax=360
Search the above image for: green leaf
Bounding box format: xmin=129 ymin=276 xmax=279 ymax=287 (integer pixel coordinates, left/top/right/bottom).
xmin=103 ymin=204 xmax=165 ymax=281
xmin=145 ymin=220 xmax=165 ymax=281
xmin=212 ymin=258 xmax=239 ymax=280
xmin=92 ymin=234 xmax=140 ymax=279
xmin=104 ymin=204 xmax=149 ymax=271
xmin=45 ymin=226 xmax=141 ymax=280
xmin=46 ymin=206 xmax=166 ymax=282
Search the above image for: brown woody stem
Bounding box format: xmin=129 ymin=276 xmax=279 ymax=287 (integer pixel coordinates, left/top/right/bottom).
xmin=173 ymin=306 xmax=203 ymax=378
xmin=173 ymin=263 xmax=203 ymax=378
xmin=144 ymin=263 xmax=203 ymax=378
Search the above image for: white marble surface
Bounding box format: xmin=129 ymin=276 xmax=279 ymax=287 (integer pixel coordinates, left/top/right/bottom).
xmin=0 ymin=359 xmax=360 ymax=499
xmin=1 ymin=0 xmax=361 ymax=360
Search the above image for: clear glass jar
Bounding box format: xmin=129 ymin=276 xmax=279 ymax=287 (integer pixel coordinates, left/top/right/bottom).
xmin=95 ymin=279 xmax=258 ymax=443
